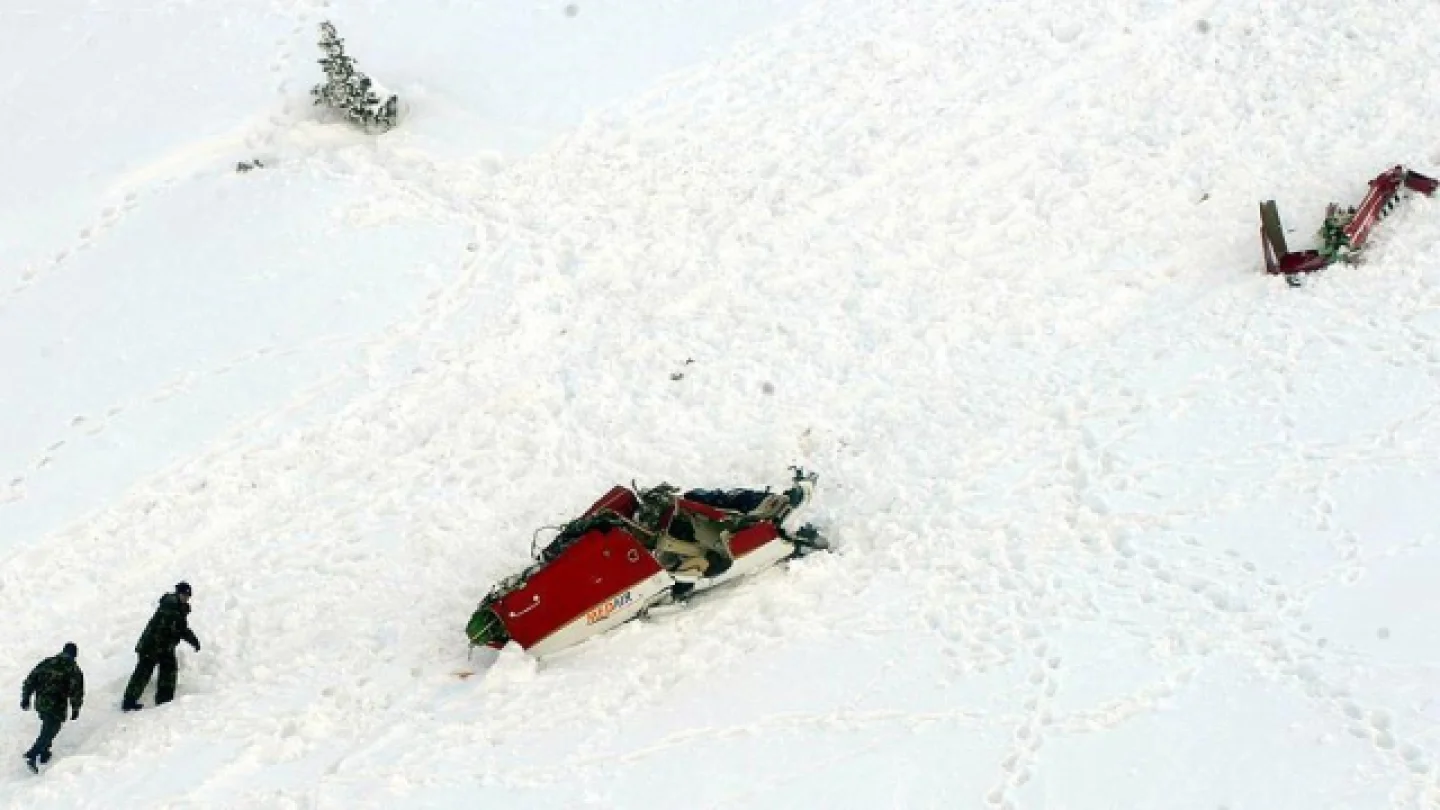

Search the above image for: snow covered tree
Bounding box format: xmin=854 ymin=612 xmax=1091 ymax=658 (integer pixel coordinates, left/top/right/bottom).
xmin=1318 ymin=206 xmax=1356 ymax=262
xmin=310 ymin=21 xmax=399 ymax=132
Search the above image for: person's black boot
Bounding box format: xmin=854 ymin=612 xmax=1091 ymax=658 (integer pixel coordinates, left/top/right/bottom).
xmin=121 ymin=700 xmax=143 ymax=712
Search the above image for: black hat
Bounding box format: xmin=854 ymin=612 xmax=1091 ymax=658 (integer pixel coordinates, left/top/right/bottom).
xmin=61 ymin=643 xmax=77 ymax=659
xmin=175 ymin=581 xmax=192 ymax=596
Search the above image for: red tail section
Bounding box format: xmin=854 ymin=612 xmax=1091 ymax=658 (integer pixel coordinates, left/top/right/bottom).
xmin=1260 ymin=165 xmax=1436 ymax=280
xmin=1342 ymin=166 xmax=1405 ymax=249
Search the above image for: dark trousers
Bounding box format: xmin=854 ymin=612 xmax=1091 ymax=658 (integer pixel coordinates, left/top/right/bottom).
xmin=123 ymin=649 xmax=178 ymax=706
xmin=25 ymin=712 xmax=63 ymax=760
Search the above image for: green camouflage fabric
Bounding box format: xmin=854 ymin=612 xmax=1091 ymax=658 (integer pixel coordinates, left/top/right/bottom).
xmin=22 ymin=654 xmax=84 ymax=719
xmin=136 ymin=593 xmax=199 ymax=655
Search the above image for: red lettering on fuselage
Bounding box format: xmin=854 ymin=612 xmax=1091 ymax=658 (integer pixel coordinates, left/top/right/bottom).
xmin=585 ymin=590 xmax=634 ymax=624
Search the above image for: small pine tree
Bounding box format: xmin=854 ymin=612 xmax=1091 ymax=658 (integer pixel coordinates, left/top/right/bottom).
xmin=311 ymin=21 xmax=399 ymax=132
xmin=1318 ymin=205 xmax=1356 ymax=262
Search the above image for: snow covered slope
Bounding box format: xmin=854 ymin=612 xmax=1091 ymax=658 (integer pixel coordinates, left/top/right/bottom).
xmin=4 ymin=0 xmax=1440 ymax=806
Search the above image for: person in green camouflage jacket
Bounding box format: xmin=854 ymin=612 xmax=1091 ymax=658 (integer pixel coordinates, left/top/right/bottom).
xmin=20 ymin=642 xmax=84 ymax=773
xmin=121 ymin=581 xmax=201 ymax=712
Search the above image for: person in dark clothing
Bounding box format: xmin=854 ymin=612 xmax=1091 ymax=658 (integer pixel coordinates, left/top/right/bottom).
xmin=121 ymin=581 xmax=201 ymax=711
xmin=21 ymin=642 xmax=84 ymax=773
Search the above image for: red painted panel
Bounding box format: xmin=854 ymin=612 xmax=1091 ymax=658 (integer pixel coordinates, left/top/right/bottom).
xmin=495 ymin=527 xmax=662 ymax=650
xmin=728 ymin=522 xmax=781 ymax=558
xmin=583 ymin=486 xmax=639 ymax=519
xmin=1276 ymin=250 xmax=1328 ymax=275
xmin=1404 ymin=171 xmax=1438 ymax=196
xmin=1344 ymin=168 xmax=1402 ymax=248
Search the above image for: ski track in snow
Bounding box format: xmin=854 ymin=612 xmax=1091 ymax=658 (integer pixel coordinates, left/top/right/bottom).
xmin=4 ymin=0 xmax=1440 ymax=806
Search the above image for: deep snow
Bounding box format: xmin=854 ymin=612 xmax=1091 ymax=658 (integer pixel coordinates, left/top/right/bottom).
xmin=4 ymin=0 xmax=1440 ymax=807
